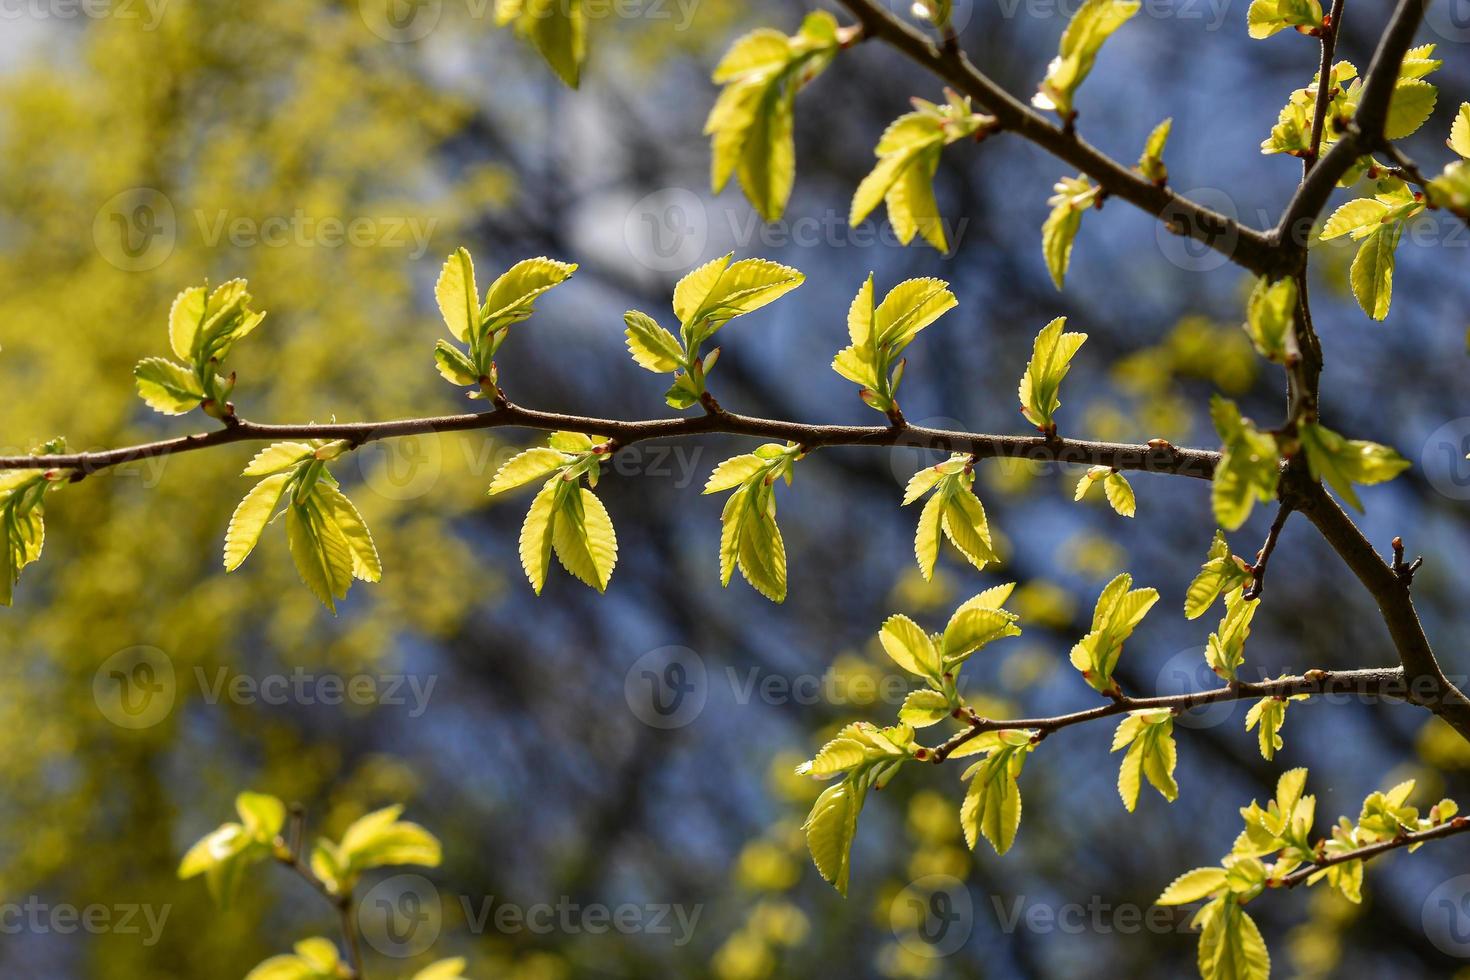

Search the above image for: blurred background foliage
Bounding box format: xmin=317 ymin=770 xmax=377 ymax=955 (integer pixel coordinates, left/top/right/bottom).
xmin=2 ymin=0 xmax=1470 ymax=977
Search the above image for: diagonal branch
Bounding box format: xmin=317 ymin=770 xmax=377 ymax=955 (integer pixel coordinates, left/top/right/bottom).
xmin=1274 ymin=0 xmax=1427 ymax=263
xmin=1293 ymin=481 xmax=1470 ymax=741
xmin=833 ymin=0 xmax=1278 ymax=274
xmin=0 ymin=400 xmax=1221 ymax=480
xmin=1277 ymin=815 xmax=1470 ymax=889
xmin=926 ymin=666 xmax=1406 ymax=762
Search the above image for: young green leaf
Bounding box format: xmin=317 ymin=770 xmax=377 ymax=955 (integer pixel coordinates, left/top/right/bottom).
xmin=433 ymin=248 xmax=577 ymax=394
xmin=495 ymin=0 xmax=588 ymax=88
xmin=899 ymin=689 xmax=952 ymax=727
xmin=1041 ymin=176 xmax=1098 ymax=289
xmin=941 ymin=594 xmax=1022 ymax=667
xmin=1428 ymin=159 xmax=1470 ymax=216
xmin=628 ymin=254 xmax=804 ymax=409
xmin=1210 ymin=397 xmax=1280 ymax=532
xmin=1246 ymin=0 xmax=1324 ymax=39
xmin=137 ymin=280 xmax=266 ymax=418
xmin=1019 ymin=316 xmax=1087 ymax=433
xmin=803 ymin=777 xmax=862 ymax=895
xmin=1298 ymin=422 xmax=1410 ymax=511
xmin=1245 ymin=690 xmax=1306 ymax=761
xmin=851 ymin=91 xmax=994 ymax=251
xmin=1348 ymin=221 xmax=1402 ymax=321
xmin=0 ymin=441 xmax=62 ymax=601
xmin=1032 ymin=0 xmax=1140 ymax=120
xmin=178 ymin=792 xmax=286 ymax=908
xmin=1385 ymin=78 xmax=1438 ymax=141
xmin=1112 ymin=708 xmax=1178 ymax=811
xmin=960 ymin=731 xmax=1035 ymax=855
xmin=1205 ymin=588 xmax=1258 ymax=681
xmin=1195 ymin=896 xmax=1270 ymax=980
xmin=224 ymin=473 xmax=291 ymax=572
xmin=1075 ymin=466 xmax=1135 ymax=517
xmin=0 ymin=461 xmax=56 ymax=607
xmin=706 ymin=12 xmax=843 ymax=221
xmin=1451 ymin=102 xmax=1470 ymax=159
xmin=1243 ymin=276 xmax=1297 ymax=363
xmin=222 ymin=445 xmax=380 ymax=612
xmin=245 ymin=937 xmax=341 ymax=980
xmin=1069 ymin=572 xmax=1159 ymax=695
xmin=492 ymin=433 xmax=618 ymax=594
xmin=623 ymin=311 xmax=684 ymax=373
xmin=1137 ymin=117 xmax=1171 ymax=184
xmin=704 ymin=443 xmax=801 ymax=602
xmin=832 ymin=274 xmax=956 ymax=416
xmin=134 ymin=357 xmax=206 ymax=415
xmin=334 ymin=804 xmax=442 ymax=888
xmin=1156 ymin=866 xmax=1228 ymax=906
xmin=901 ymin=454 xmax=997 ymax=579
xmin=1184 ymin=530 xmax=1253 ymax=620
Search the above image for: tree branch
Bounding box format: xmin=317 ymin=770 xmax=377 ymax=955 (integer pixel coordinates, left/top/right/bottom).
xmin=835 ymin=0 xmax=1278 ymax=274
xmin=1293 ymin=482 xmax=1470 ymax=741
xmin=1302 ymin=0 xmax=1348 ymax=177
xmin=0 ymin=400 xmax=1220 ymax=480
xmin=1277 ymin=815 xmax=1470 ymax=889
xmin=926 ymin=666 xmax=1405 ymax=762
xmin=1243 ymin=502 xmax=1292 ymax=601
xmin=1274 ymin=0 xmax=1427 ymax=262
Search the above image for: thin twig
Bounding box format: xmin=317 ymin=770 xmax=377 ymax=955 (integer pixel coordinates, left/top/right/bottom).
xmin=1302 ymin=0 xmax=1347 ymax=177
xmin=926 ymin=667 xmax=1404 ymax=762
xmin=1243 ymin=503 xmax=1293 ymax=601
xmin=277 ymin=805 xmax=366 ymax=980
xmin=0 ymin=400 xmax=1221 ymax=480
xmin=1276 ymin=0 xmax=1428 ymax=264
xmin=1276 ymin=816 xmax=1470 ymax=889
xmin=836 ymin=0 xmax=1277 ymax=274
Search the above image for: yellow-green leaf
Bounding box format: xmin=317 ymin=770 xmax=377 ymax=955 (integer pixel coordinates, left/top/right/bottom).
xmin=224 ymin=474 xmax=291 ymax=572
xmin=519 ymin=479 xmax=559 ymax=595
xmin=435 ymin=247 xmax=479 ymax=343
xmin=490 ymin=447 xmax=569 ymax=496
xmin=1019 ymin=316 xmax=1087 ymax=431
xmin=624 ymin=311 xmax=684 ymax=373
xmin=133 ymin=357 xmax=204 ymax=415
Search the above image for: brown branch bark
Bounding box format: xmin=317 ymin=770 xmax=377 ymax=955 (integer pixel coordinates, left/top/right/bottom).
xmin=927 ymin=667 xmax=1406 ymax=762
xmin=1293 ymin=483 xmax=1470 ymax=740
xmin=0 ymin=400 xmax=1220 ymax=480
xmin=835 ymin=0 xmax=1278 ymax=274
xmin=1274 ymin=0 xmax=1427 ymax=263
xmin=1277 ymin=816 xmax=1470 ymax=889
